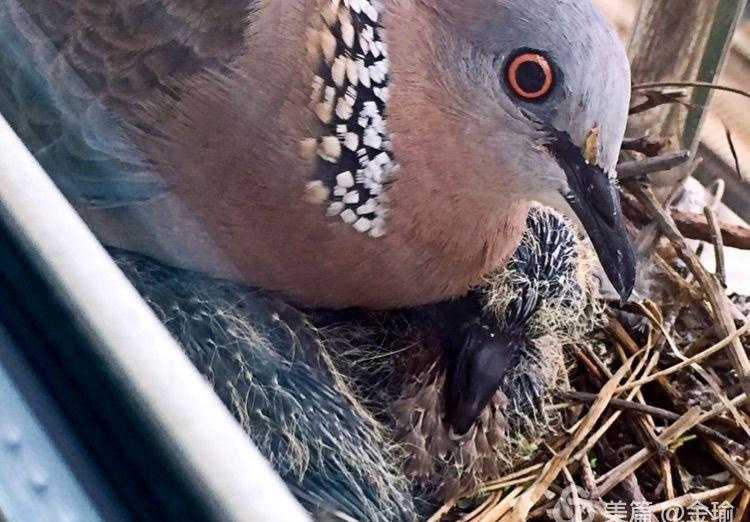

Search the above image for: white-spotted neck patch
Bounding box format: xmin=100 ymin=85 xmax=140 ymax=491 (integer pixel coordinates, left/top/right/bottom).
xmin=303 ymin=0 xmax=397 ymax=239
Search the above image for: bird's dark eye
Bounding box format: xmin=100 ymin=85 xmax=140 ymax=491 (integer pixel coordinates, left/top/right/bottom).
xmin=505 ymin=51 xmax=555 ymax=101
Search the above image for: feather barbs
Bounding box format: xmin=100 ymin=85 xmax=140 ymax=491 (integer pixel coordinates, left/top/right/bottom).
xmin=302 ymin=0 xmax=397 ymax=239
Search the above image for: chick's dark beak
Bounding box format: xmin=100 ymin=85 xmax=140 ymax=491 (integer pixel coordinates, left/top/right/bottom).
xmin=548 ymin=131 xmax=636 ymax=302
xmin=446 ymin=323 xmax=523 ymax=434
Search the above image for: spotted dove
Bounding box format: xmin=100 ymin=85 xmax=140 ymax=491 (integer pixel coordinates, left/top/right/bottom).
xmin=0 ymin=0 xmax=635 ymax=310
xmin=0 ymin=1 xmax=635 ymax=518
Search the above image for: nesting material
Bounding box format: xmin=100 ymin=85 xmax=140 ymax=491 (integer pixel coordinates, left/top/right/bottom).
xmin=434 ymin=149 xmax=750 ymax=520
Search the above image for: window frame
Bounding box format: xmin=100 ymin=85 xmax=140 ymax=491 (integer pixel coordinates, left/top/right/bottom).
xmin=0 ymin=113 xmax=309 ymax=521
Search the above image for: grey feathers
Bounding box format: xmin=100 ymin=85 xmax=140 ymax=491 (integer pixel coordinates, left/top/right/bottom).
xmin=112 ymin=249 xmax=415 ymax=522
xmin=108 ymin=206 xmax=600 ymax=518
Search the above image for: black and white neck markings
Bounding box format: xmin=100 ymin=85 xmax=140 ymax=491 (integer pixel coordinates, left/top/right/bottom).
xmin=302 ymin=0 xmax=397 ymax=238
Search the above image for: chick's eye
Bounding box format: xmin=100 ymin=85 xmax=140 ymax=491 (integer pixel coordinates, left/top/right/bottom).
xmin=505 ymin=52 xmax=555 ymax=101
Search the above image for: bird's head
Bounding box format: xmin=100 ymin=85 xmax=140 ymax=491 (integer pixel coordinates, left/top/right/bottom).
xmin=384 ymin=0 xmax=635 ymax=301
xmin=127 ymin=0 xmax=636 ymax=308
xmin=445 ymin=207 xmax=602 ymax=435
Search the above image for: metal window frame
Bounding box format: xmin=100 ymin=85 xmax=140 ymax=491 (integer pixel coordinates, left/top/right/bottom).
xmin=0 ymin=113 xmax=310 ymax=521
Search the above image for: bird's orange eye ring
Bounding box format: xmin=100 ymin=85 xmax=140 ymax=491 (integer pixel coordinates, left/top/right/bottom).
xmin=505 ymin=52 xmax=555 ymax=101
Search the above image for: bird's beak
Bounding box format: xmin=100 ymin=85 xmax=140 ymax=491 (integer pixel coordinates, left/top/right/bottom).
xmin=548 ymin=131 xmax=636 ymax=302
xmin=446 ymin=324 xmax=523 ymax=434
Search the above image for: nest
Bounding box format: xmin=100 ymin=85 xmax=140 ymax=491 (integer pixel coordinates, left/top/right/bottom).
xmin=429 ymin=106 xmax=750 ymax=522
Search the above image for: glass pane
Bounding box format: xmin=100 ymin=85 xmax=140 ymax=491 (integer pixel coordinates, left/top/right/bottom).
xmin=0 ymin=325 xmax=124 ymax=522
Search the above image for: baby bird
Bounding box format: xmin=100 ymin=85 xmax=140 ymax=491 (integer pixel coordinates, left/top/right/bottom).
xmin=0 ymin=0 xmax=634 ymax=309
xmin=112 ymin=207 xmax=598 ymax=519
xmin=111 ymin=248 xmax=416 ymax=521
xmin=327 ymin=207 xmax=601 ymax=500
xmin=0 ymin=1 xmax=633 ymax=519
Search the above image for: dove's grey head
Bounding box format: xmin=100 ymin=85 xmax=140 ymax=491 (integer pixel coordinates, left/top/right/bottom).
xmin=386 ymin=0 xmax=634 ymax=300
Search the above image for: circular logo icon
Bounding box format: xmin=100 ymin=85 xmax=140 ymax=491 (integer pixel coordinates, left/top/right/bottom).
xmin=551 ymin=486 xmax=595 ymax=522
xmin=661 ymin=506 xmax=685 ymax=522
